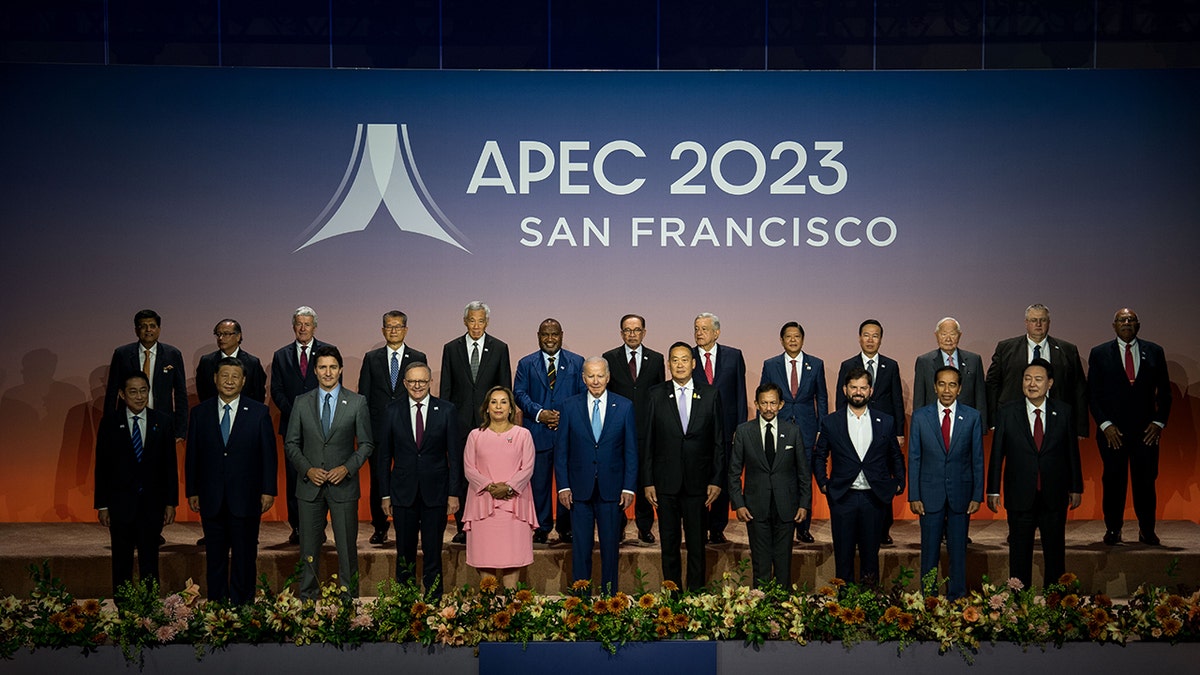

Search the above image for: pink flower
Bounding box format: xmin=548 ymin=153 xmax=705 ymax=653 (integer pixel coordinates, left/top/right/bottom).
xmin=1006 ymin=578 xmax=1024 ymax=591
xmin=439 ymin=606 xmax=457 ymax=619
xmin=155 ymin=625 xmax=178 ymax=642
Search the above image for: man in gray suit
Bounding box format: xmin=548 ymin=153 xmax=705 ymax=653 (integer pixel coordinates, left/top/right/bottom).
xmin=913 ymin=317 xmax=988 ymax=430
xmin=285 ymin=346 xmax=374 ymax=599
xmin=729 ymin=383 xmax=810 ymax=588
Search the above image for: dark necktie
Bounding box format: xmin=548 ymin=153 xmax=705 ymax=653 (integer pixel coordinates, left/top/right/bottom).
xmin=220 ymin=404 xmax=231 ymax=444
xmin=941 ymin=408 xmax=951 ymax=452
xmin=300 ymin=344 xmax=309 ymax=378
xmin=414 ymin=402 xmax=424 ymax=447
xmin=390 ymin=351 xmax=400 ymax=390
xmin=1033 ymin=408 xmax=1044 ymax=451
xmin=1124 ymin=342 xmax=1136 ymax=384
xmin=867 ymin=359 xmax=876 ymax=385
xmin=789 ymin=359 xmax=799 ymax=398
xmin=629 ymin=350 xmax=638 ymax=380
xmin=131 ymin=415 xmax=144 ymax=462
xmin=1033 ymin=344 xmax=1042 ymax=361
xmin=470 ymin=342 xmax=481 ymax=380
xmin=764 ymin=422 xmax=776 ymax=466
xmin=547 ymin=356 xmax=556 ymax=390
xmin=322 ymin=393 xmax=333 ymax=438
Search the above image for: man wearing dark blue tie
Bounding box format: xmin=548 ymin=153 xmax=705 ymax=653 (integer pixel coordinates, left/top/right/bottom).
xmin=908 ymin=366 xmax=983 ymax=599
xmin=556 ymin=357 xmax=637 ymax=595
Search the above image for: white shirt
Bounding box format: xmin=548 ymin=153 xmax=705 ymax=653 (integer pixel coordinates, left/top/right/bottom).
xmin=674 ymin=379 xmax=695 ymax=421
xmin=782 ymin=351 xmax=805 ymax=388
xmin=295 ymin=340 xmax=314 ymax=366
xmin=1025 ymin=398 xmax=1046 ymax=436
xmin=847 ymin=407 xmax=874 ymax=490
xmin=126 ymin=408 xmax=145 ymax=444
xmin=218 ymin=396 xmax=241 ymax=429
xmin=759 ymin=415 xmax=778 ymax=448
xmin=1026 ymin=337 xmax=1049 ymax=362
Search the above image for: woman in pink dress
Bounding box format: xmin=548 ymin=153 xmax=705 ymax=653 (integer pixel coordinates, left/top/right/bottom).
xmin=463 ymin=385 xmax=538 ymax=586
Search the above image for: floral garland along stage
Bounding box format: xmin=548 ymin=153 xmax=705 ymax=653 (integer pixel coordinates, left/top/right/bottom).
xmin=2 ymin=561 xmax=1197 ymax=665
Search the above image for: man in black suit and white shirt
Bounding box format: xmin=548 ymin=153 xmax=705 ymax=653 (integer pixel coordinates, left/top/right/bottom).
xmin=359 ymin=310 xmax=427 ymax=545
xmin=987 ymin=358 xmax=1083 ymax=589
xmin=196 ymin=319 xmax=267 ymax=403
xmin=1088 ymin=308 xmax=1171 ymax=546
xmin=270 ymin=306 xmax=336 ymax=545
xmin=602 ymin=314 xmax=665 ymax=545
xmin=104 ymin=309 xmax=188 ymax=443
xmin=986 ymin=303 xmax=1088 ymax=438
xmin=439 ymin=301 xmax=512 ymax=543
xmin=836 ymin=319 xmax=906 ymax=545
xmin=692 ymin=312 xmax=747 ymax=545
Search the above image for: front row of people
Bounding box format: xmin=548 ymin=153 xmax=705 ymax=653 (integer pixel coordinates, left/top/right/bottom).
xmin=96 ymin=352 xmax=1079 ymax=603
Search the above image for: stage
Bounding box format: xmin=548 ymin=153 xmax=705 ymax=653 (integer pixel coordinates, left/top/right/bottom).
xmin=1 ymin=519 xmax=1196 ymax=599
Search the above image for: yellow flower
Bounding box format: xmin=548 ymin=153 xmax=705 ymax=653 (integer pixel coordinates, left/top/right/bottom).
xmin=883 ymin=606 xmax=901 ymax=623
xmin=662 ymin=580 xmax=679 ymax=592
xmin=515 ymin=589 xmax=533 ymax=604
xmin=571 ymin=579 xmax=591 ymax=591
xmin=1058 ymin=572 xmax=1077 ymax=585
xmin=1163 ymin=618 xmax=1183 ymax=636
xmin=492 ymin=611 xmax=512 ymax=628
xmin=564 ymin=596 xmax=582 ymax=611
xmin=897 ymin=613 xmax=915 ymax=631
xmin=480 ymin=576 xmax=500 ymax=593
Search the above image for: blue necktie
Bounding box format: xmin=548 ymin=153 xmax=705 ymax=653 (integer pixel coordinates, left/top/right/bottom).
xmin=1033 ymin=344 xmax=1042 ymax=361
xmin=131 ymin=415 xmax=144 ymax=462
xmin=390 ymin=351 xmax=400 ymax=390
xmin=591 ymin=398 xmax=602 ymax=441
xmin=322 ymin=393 xmax=333 ymax=438
xmin=220 ymin=404 xmax=231 ymax=444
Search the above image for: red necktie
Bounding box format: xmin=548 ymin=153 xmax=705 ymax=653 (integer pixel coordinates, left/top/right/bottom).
xmin=704 ymin=352 xmax=714 ymax=385
xmin=629 ymin=350 xmax=638 ymax=380
xmin=1033 ymin=408 xmax=1044 ymax=451
xmin=414 ymin=402 xmax=424 ymax=447
xmin=941 ymin=408 xmax=951 ymax=452
xmin=299 ymin=344 xmax=309 ymax=378
xmin=1124 ymin=343 xmax=1136 ymax=384
xmin=789 ymin=359 xmax=799 ymax=398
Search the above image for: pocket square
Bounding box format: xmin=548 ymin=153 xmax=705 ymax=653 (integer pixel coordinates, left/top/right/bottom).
xmin=785 ymin=444 xmax=794 ymax=450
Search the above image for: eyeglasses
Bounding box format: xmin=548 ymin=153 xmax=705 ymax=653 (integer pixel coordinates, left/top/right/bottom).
xmin=214 ymin=331 xmax=239 ymax=338
xmin=621 ymin=328 xmax=644 ymax=335
xmin=404 ymin=379 xmax=430 ymax=386
xmin=384 ymin=324 xmax=407 ymax=331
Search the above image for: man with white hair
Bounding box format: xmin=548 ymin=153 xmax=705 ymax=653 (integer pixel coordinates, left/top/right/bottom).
xmin=914 ymin=317 xmax=988 ymax=429
xmin=692 ymin=312 xmax=746 ymax=545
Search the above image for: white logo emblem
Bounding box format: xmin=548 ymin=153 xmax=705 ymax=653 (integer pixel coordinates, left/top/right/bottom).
xmin=295 ymin=124 xmax=470 ymax=253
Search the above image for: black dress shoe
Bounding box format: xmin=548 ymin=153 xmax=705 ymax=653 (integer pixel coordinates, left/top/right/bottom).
xmin=638 ymin=530 xmax=656 ymax=545
xmin=1139 ymin=530 xmax=1161 ymax=546
xmin=158 ymin=534 xmax=167 ymax=546
xmin=451 ymin=531 xmax=467 ymax=544
xmin=557 ymin=532 xmax=573 ymax=545
xmin=882 ymin=534 xmax=894 ymax=546
xmin=1103 ymin=530 xmax=1121 ymax=546
xmin=196 ymin=537 xmax=206 ymax=546
xmin=709 ymin=532 xmax=728 ymax=545
xmin=796 ymin=530 xmax=815 ymax=543
xmin=288 ymin=529 xmax=300 ymax=545
xmin=532 ymin=531 xmax=549 ymax=545
xmin=965 ymin=536 xmax=973 ymax=545
xmin=369 ymin=529 xmax=388 ymax=545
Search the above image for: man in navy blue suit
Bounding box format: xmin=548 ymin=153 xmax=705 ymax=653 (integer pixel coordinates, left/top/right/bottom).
xmin=555 ymin=357 xmax=637 ymax=595
xmin=759 ymin=321 xmax=827 ymax=543
xmin=185 ymin=357 xmax=277 ymax=605
xmin=514 ymin=318 xmax=585 ymax=546
xmin=693 ymin=312 xmax=747 ymax=545
xmin=378 ymin=362 xmax=463 ymax=599
xmin=1088 ymin=308 xmax=1172 ymax=546
xmin=908 ymin=366 xmax=983 ymax=599
xmin=836 ymin=319 xmax=906 ymax=545
xmin=813 ymin=366 xmax=905 ymax=586
xmin=270 ymin=306 xmax=336 ymax=545
xmin=104 ymin=309 xmax=189 ymax=443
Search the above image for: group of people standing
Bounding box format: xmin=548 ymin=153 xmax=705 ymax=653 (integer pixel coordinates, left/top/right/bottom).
xmin=93 ymin=302 xmax=1171 ymax=603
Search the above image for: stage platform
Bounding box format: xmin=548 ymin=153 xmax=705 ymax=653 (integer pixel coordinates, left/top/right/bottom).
xmin=1 ymin=520 xmax=1196 ymax=600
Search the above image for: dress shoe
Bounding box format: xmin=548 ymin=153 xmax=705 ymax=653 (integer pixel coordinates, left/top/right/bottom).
xmin=638 ymin=530 xmax=656 ymax=545
xmin=965 ymin=536 xmax=973 ymax=545
xmin=1138 ymin=530 xmax=1160 ymax=546
xmin=532 ymin=531 xmax=549 ymax=545
xmin=557 ymin=531 xmax=573 ymax=545
xmin=796 ymin=530 xmax=815 ymax=543
xmin=882 ymin=534 xmax=894 ymax=546
xmin=288 ymin=529 xmax=300 ymax=545
xmin=196 ymin=537 xmax=206 ymax=546
xmin=1103 ymin=530 xmax=1121 ymax=546
xmin=158 ymin=534 xmax=167 ymax=546
xmin=369 ymin=529 xmax=388 ymax=546
xmin=709 ymin=532 xmax=728 ymax=545
xmin=451 ymin=531 xmax=467 ymax=544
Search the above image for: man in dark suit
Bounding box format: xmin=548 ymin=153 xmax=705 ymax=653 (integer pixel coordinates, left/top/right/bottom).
xmin=1088 ymin=308 xmax=1171 ymax=546
xmin=759 ymin=321 xmax=826 ymax=543
xmin=185 ymin=357 xmax=277 ymax=605
xmin=908 ymin=366 xmax=984 ymax=600
xmin=987 ymin=359 xmax=1083 ymax=589
xmin=642 ymin=342 xmax=724 ymax=591
xmin=285 ymin=346 xmax=374 ymax=599
xmin=729 ymin=383 xmax=810 ymax=588
xmin=603 ymin=314 xmax=665 ymax=545
xmin=986 ymin=303 xmax=1088 ymax=438
xmin=196 ymin=319 xmax=267 ymax=404
xmin=913 ymin=317 xmax=987 ymax=429
xmin=270 ymin=306 xmax=335 ymax=545
xmin=378 ymin=362 xmax=463 ymax=599
xmin=813 ymin=366 xmax=905 ymax=586
xmin=358 ymin=310 xmax=427 ymax=546
xmin=836 ymin=319 xmax=906 ymax=545
xmin=439 ymin=300 xmax=512 ymax=543
xmin=555 ymin=357 xmax=637 ymax=595
xmin=104 ymin=309 xmax=188 ymax=443
xmin=692 ymin=312 xmax=747 ymax=545
xmin=514 ymin=318 xmax=585 ymax=545
xmin=94 ymin=371 xmax=178 ymax=596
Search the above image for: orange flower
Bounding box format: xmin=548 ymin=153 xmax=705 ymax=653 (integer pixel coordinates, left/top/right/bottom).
xmin=925 ymin=596 xmax=941 ymax=612
xmin=492 ymin=611 xmax=512 ymax=628
xmin=662 ymin=580 xmax=679 ymax=592
xmin=1058 ymin=572 xmax=1077 ymax=585
xmin=409 ymin=619 xmax=424 ymax=637
xmin=59 ymin=614 xmax=83 ymax=634
xmin=480 ymin=575 xmax=500 ymax=593
xmin=897 ymin=613 xmax=915 ymax=631
xmin=411 ymin=601 xmax=430 ymax=616
xmin=1166 ymin=595 xmax=1185 ymax=610
xmin=825 ymin=602 xmax=840 ymax=616
xmin=818 ymin=586 xmax=836 ymax=597
xmin=1095 ymin=594 xmax=1113 ymax=608
xmin=571 ymin=579 xmax=591 ymax=591
xmin=851 ymin=607 xmax=866 ymax=624
xmin=657 ymin=606 xmax=673 ymax=622
xmin=593 ymin=599 xmax=608 ymax=614
xmin=564 ymin=596 xmax=582 ymax=611
xmin=82 ymin=599 xmax=101 ymax=616
xmin=672 ymin=612 xmax=689 ymax=629
xmin=655 ymin=624 xmax=669 ymax=637
xmin=564 ymin=613 xmax=582 ymax=629
xmin=1062 ymin=594 xmax=1080 ymax=608
xmin=638 ymin=593 xmax=657 ymax=609
xmin=883 ymin=606 xmax=901 ymax=623
xmin=830 ymin=578 xmax=846 ymax=588
xmin=962 ymin=606 xmax=981 ymax=623
xmin=1163 ymin=618 xmax=1183 ymax=636
xmin=1154 ymin=604 xmax=1172 ymax=620
xmin=515 ymin=589 xmax=534 ymax=604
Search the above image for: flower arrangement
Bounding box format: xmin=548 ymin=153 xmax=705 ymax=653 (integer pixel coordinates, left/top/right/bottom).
xmin=1 ymin=560 xmax=1196 ymax=664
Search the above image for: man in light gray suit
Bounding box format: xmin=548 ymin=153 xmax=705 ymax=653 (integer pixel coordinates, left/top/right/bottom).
xmin=728 ymin=383 xmax=811 ymax=588
xmin=913 ymin=317 xmax=988 ymax=429
xmin=285 ymin=345 xmax=374 ymax=599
